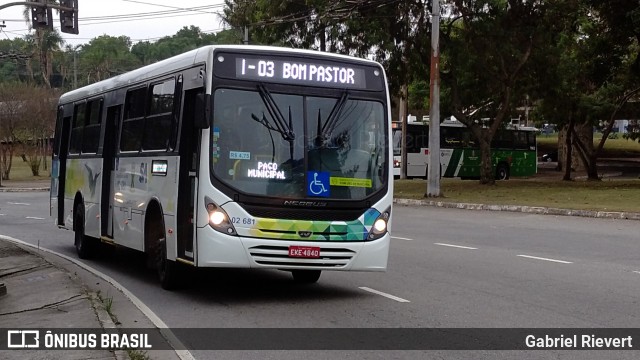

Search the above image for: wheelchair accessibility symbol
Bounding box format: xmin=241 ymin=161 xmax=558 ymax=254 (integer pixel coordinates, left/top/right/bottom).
xmin=307 ymin=171 xmax=330 ymax=197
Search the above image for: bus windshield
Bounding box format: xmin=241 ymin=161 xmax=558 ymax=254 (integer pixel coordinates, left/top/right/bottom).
xmin=212 ymin=88 xmax=387 ymax=200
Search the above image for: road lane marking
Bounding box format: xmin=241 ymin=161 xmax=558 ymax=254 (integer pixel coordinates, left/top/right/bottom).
xmin=0 ymin=234 xmax=195 ymax=360
xmin=633 ymin=271 xmax=640 ymax=275
xmin=25 ymin=216 xmax=45 ymax=220
xmin=8 ymin=202 xmax=30 ymax=205
xmin=391 ymin=236 xmax=413 ymax=241
xmin=517 ymin=255 xmax=573 ymax=264
xmin=359 ymin=287 xmax=410 ymax=303
xmin=434 ymin=243 xmax=478 ymax=250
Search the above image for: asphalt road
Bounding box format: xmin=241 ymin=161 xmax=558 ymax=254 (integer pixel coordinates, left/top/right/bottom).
xmin=1 ymin=191 xmax=639 ymax=359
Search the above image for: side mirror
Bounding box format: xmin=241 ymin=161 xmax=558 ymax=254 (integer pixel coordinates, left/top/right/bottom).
xmin=194 ymin=93 xmax=211 ymax=129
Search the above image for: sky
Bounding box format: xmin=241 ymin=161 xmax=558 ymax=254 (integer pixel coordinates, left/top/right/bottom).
xmin=0 ymin=0 xmax=227 ymax=47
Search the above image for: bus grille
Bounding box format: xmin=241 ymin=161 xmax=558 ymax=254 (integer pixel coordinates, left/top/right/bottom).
xmin=248 ymin=245 xmax=356 ymax=268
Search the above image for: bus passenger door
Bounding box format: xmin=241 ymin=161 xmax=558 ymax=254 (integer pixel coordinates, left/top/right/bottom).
xmin=51 ymin=107 xmax=71 ymax=226
xmin=177 ymin=69 xmax=204 ymax=262
xmin=101 ymin=105 xmax=121 ymax=238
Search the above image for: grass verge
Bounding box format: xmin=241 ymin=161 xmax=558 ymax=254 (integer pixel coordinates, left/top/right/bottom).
xmin=395 ymin=178 xmax=640 ymax=213
xmin=537 ymin=134 xmax=640 ymax=157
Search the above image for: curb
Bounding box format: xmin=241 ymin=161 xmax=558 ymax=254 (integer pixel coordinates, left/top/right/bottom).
xmin=88 ymin=292 xmax=128 ymax=360
xmin=393 ymin=198 xmax=640 ymax=221
xmin=0 ymin=187 xmax=49 ymax=192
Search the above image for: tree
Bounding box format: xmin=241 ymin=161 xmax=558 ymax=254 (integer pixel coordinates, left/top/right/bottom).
xmin=578 ymin=0 xmax=640 ymax=178
xmin=131 ymin=27 xmax=244 ymax=66
xmin=442 ymin=0 xmax=550 ymax=184
xmin=535 ymin=0 xmax=640 ymax=180
xmin=22 ymin=3 xmax=64 ymax=88
xmin=0 ymin=83 xmax=57 ymax=178
xmin=0 ymin=39 xmax=33 ymax=84
xmin=0 ymin=83 xmax=27 ymax=180
xmin=80 ymin=35 xmax=140 ymax=84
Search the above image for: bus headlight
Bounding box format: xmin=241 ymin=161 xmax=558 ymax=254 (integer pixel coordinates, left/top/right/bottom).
xmin=368 ymin=207 xmax=390 ymax=240
xmin=209 ymin=210 xmax=226 ymax=226
xmin=373 ymin=219 xmax=387 ymax=232
xmin=205 ymin=199 xmax=236 ymax=235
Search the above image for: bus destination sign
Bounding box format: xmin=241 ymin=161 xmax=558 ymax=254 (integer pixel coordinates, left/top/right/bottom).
xmin=214 ymin=52 xmax=384 ymax=91
xmin=230 ymin=55 xmax=371 ymax=90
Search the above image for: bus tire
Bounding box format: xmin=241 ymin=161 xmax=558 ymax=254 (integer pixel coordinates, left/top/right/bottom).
xmin=148 ymin=216 xmax=179 ymax=290
xmin=496 ymin=163 xmax=510 ymax=180
xmin=157 ymin=237 xmax=179 ymax=290
xmin=74 ymin=203 xmax=96 ymax=259
xmin=292 ymin=270 xmax=321 ymax=284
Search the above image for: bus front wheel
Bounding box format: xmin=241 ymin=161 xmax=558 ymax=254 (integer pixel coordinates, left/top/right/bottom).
xmin=148 ymin=219 xmax=179 ymax=290
xmin=292 ymin=270 xmax=321 ymax=284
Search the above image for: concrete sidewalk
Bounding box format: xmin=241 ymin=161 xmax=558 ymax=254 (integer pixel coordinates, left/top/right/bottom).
xmin=0 ymin=239 xmax=120 ymax=359
xmin=0 ymin=238 xmax=182 ymax=360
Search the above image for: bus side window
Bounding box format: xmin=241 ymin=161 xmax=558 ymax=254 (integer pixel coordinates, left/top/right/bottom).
xmin=143 ymin=79 xmax=175 ymax=151
xmin=69 ymin=103 xmax=86 ymax=154
xmin=492 ymin=131 xmax=513 ymax=149
xmin=120 ymin=87 xmax=147 ymax=152
xmin=513 ymin=131 xmax=528 ymax=150
xmin=82 ymin=99 xmax=102 ymax=154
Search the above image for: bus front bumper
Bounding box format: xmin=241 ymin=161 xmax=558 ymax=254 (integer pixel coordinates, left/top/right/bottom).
xmin=196 ymin=226 xmax=389 ymax=271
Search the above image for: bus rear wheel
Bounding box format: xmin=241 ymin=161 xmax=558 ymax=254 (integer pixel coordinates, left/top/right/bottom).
xmin=292 ymin=270 xmax=321 ymax=284
xmin=74 ymin=203 xmax=96 ymax=259
xmin=496 ymin=164 xmax=510 ymax=180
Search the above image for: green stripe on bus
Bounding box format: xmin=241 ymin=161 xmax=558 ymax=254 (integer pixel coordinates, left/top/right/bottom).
xmin=444 ymin=149 xmax=463 ymax=177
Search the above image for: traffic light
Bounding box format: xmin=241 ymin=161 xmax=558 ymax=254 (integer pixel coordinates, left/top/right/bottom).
xmin=31 ymin=0 xmax=53 ymax=31
xmin=59 ymin=0 xmax=79 ymax=34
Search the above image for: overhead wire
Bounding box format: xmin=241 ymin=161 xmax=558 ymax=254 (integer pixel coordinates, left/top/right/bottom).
xmin=1 ymin=3 xmax=225 ymax=38
xmin=121 ymin=0 xmax=223 ymax=15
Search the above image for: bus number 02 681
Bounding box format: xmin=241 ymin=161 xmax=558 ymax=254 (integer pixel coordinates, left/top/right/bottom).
xmin=231 ymin=217 xmax=256 ymax=225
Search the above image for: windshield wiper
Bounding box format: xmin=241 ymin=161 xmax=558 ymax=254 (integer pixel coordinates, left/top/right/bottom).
xmin=315 ymin=91 xmax=349 ymax=146
xmin=255 ymin=84 xmax=295 ymax=141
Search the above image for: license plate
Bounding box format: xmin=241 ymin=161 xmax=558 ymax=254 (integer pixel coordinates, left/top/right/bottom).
xmin=288 ymin=246 xmax=321 ymax=258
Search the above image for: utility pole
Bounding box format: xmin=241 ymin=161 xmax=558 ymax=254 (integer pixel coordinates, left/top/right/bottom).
xmin=73 ymin=49 xmax=77 ymax=89
xmin=399 ymin=84 xmax=408 ymax=179
xmin=72 ymin=44 xmax=83 ymax=88
xmin=426 ymin=0 xmax=441 ymax=197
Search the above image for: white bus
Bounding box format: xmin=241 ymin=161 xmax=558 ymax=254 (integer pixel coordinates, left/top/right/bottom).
xmin=50 ymin=45 xmax=393 ymax=289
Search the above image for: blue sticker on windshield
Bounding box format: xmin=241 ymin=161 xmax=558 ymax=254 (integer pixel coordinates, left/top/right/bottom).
xmin=307 ymin=171 xmax=330 ymax=197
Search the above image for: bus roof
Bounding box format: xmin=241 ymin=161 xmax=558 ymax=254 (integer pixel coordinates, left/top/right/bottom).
xmin=398 ymin=119 xmax=539 ymax=132
xmin=59 ymin=45 xmax=385 ymax=104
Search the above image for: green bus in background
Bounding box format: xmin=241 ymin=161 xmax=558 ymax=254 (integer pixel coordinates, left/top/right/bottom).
xmin=393 ymin=118 xmax=537 ymax=180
